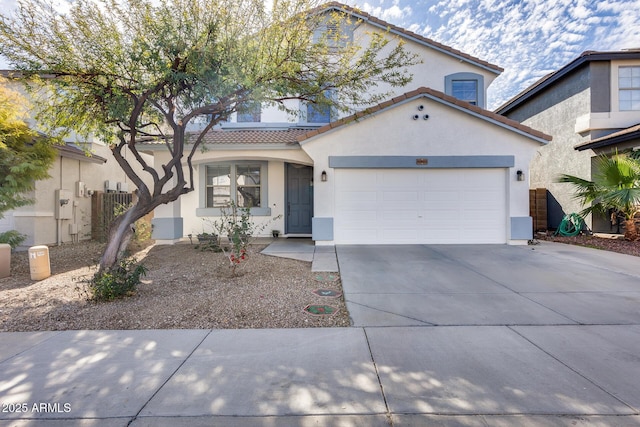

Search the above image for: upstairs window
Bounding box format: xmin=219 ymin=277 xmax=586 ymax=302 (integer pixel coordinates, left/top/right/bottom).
xmin=451 ymin=80 xmax=478 ymax=105
xmin=445 ymin=72 xmax=485 ymax=108
xmin=306 ymin=90 xmax=333 ymax=123
xmin=312 ymin=16 xmax=355 ymax=48
xmin=619 ymin=66 xmax=640 ymax=111
xmin=307 ymin=101 xmax=331 ymax=123
xmin=237 ymin=102 xmax=261 ymax=123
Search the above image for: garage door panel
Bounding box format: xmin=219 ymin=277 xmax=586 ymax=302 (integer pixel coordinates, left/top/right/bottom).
xmin=336 ymin=190 xmax=377 ymax=202
xmin=381 ymin=171 xmax=420 ymax=187
xmin=334 ymin=168 xmax=507 ymax=244
xmin=382 ymin=191 xmax=419 ymax=202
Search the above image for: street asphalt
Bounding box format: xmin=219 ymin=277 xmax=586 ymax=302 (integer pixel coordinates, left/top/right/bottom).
xmin=1 ymin=241 xmax=639 ymax=426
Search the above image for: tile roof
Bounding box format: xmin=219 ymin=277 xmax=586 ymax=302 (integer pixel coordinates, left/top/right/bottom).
xmin=575 ymin=123 xmax=640 ymax=151
xmin=316 ymin=2 xmax=503 ymax=74
xmin=297 ymin=87 xmax=552 ymax=144
xmin=189 ymin=128 xmax=311 ymax=145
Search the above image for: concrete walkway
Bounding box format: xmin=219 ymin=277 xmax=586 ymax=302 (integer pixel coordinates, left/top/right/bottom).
xmin=261 ymin=238 xmax=339 ymax=272
xmin=1 ymin=242 xmax=639 ymax=426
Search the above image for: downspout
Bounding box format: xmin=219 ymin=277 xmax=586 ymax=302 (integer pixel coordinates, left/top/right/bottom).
xmin=57 ymin=158 xmax=62 ymax=246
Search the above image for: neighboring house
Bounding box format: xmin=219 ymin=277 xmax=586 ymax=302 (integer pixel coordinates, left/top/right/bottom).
xmin=496 ymin=49 xmax=640 ymax=232
xmin=143 ymin=2 xmax=551 ymax=245
xmin=0 ymin=76 xmax=154 ymax=248
xmin=0 ymin=140 xmax=148 ymax=248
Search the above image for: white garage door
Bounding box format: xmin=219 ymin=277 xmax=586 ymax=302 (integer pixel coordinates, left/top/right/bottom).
xmin=334 ymin=168 xmax=507 ymax=244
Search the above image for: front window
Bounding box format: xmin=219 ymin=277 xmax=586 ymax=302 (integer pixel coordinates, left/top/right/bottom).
xmin=236 ymin=164 xmax=261 ymax=207
xmin=205 ymin=163 xmax=263 ymax=208
xmin=205 ymin=165 xmax=231 ymax=207
xmin=451 ymin=80 xmax=478 ymax=105
xmin=619 ymin=66 xmax=640 ymax=111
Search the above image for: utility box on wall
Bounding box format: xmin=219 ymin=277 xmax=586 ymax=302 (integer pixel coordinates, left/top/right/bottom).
xmin=55 ymin=189 xmax=73 ymax=220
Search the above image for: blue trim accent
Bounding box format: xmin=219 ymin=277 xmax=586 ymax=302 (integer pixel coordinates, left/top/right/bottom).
xmin=152 ymin=217 xmax=183 ymax=240
xmin=445 ymin=72 xmax=485 ymax=108
xmin=312 ymin=217 xmax=334 ymax=241
xmin=510 ymin=217 xmax=533 ymax=240
xmin=329 ymin=156 xmax=515 ymax=168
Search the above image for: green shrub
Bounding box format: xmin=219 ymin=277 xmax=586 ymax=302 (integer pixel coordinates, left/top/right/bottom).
xmin=86 ymin=257 xmax=148 ymax=301
xmin=0 ymin=230 xmax=26 ymax=249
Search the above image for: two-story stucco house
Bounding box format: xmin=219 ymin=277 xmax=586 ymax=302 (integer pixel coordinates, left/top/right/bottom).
xmin=147 ymin=2 xmax=551 ymax=246
xmin=496 ymin=49 xmax=640 ymax=232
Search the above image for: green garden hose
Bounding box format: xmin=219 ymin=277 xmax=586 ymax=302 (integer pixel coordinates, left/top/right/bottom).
xmin=556 ymin=213 xmax=583 ymax=237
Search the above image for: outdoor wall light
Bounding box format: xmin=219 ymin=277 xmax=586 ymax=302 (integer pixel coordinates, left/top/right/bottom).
xmin=321 ymin=170 xmax=328 ymax=182
xmin=516 ymin=170 xmax=525 ymax=181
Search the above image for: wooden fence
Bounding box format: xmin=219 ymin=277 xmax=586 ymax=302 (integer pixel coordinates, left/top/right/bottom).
xmin=529 ymin=188 xmax=548 ymax=233
xmin=91 ymin=191 xmax=133 ymax=241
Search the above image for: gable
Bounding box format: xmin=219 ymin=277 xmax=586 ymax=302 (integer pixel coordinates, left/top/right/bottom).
xmin=299 ymin=87 xmax=550 ymax=152
xmin=318 ymin=2 xmax=502 ymax=75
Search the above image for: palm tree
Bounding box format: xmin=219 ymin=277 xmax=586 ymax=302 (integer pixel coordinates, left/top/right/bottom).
xmin=558 ymin=153 xmax=640 ymax=240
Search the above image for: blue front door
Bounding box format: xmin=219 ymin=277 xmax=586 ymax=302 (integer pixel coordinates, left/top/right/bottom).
xmin=286 ymin=164 xmax=313 ymax=234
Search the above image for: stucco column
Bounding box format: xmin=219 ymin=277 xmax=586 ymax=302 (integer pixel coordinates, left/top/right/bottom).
xmin=151 ymin=177 xmax=184 ymax=245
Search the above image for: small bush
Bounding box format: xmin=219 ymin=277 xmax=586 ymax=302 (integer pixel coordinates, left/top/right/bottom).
xmin=0 ymin=230 xmax=26 ymax=249
xmin=86 ymin=257 xmax=148 ymax=301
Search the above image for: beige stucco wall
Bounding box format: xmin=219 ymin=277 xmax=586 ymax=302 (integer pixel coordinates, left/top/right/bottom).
xmin=228 ymin=19 xmax=500 ymax=124
xmin=5 ymin=143 xmax=154 ymax=248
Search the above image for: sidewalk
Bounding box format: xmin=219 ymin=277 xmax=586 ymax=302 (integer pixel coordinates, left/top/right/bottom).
xmin=1 ymin=326 xmax=639 ymax=426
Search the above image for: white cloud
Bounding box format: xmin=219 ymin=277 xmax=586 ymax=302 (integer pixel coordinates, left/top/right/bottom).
xmin=368 ymin=0 xmax=640 ymax=108
xmin=360 ymin=0 xmax=412 ymax=22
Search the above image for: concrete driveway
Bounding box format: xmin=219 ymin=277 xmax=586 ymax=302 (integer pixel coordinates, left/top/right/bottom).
xmin=337 ymin=242 xmax=640 ymax=327
xmin=336 ymin=242 xmax=640 ymax=424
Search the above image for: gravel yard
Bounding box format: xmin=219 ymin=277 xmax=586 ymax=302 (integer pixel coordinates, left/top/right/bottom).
xmin=537 ymin=233 xmax=640 ymax=257
xmin=2 ymin=234 xmax=637 ymax=333
xmin=0 ymin=241 xmax=350 ymax=332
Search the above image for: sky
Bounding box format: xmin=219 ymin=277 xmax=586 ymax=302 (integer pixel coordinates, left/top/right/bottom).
xmin=350 ymin=0 xmax=640 ymax=109
xmin=1 ymin=0 xmax=639 ymax=109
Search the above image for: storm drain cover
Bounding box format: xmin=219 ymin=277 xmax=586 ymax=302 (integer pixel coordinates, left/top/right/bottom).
xmin=304 ymin=304 xmax=338 ymax=316
xmin=311 ymin=289 xmax=342 ymax=298
xmin=314 ymin=273 xmax=339 ymax=282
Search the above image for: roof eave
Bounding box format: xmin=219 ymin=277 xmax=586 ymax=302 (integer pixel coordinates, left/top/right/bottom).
xmin=496 ymin=50 xmax=640 ymax=115
xmin=57 ymin=146 xmax=107 ymax=164
xmin=575 ymin=131 xmax=640 ymax=151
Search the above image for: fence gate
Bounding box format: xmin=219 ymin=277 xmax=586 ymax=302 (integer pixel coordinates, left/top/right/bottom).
xmin=91 ymin=191 xmax=133 ymax=241
xmin=529 ymin=188 xmax=548 ymax=233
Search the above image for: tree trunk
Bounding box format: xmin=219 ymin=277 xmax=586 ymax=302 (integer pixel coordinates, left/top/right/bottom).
xmin=98 ymin=204 xmax=144 ymax=272
xmin=624 ymin=218 xmax=638 ymax=241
